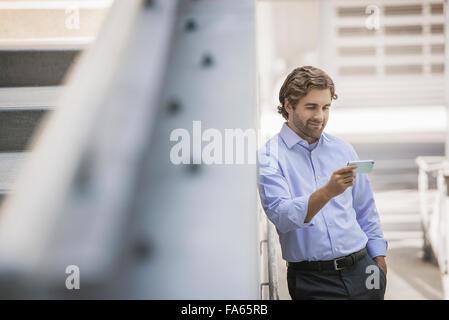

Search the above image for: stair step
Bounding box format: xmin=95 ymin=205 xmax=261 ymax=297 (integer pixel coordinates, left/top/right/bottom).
xmin=0 ymin=87 xmax=59 ymax=151
xmin=0 ymin=152 xmax=28 ymax=195
xmin=0 ymin=107 xmax=49 ymax=151
xmin=0 ymin=49 xmax=81 ymax=87
xmin=0 ymin=191 xmax=7 ymax=205
xmin=0 ymin=86 xmax=61 ymax=108
xmin=0 ymin=1 xmax=111 ymax=42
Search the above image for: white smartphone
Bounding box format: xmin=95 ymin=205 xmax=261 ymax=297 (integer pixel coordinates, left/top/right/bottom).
xmin=346 ymin=160 xmax=375 ymax=173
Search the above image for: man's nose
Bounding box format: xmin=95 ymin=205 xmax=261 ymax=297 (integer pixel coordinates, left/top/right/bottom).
xmin=313 ymin=109 xmax=324 ymax=122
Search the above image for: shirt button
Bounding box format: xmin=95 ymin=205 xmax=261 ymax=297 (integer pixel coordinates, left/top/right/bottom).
xmin=334 ymin=248 xmax=338 ymax=251
xmin=317 ymin=175 xmax=320 ymax=179
xmin=328 ymin=223 xmax=332 ymax=227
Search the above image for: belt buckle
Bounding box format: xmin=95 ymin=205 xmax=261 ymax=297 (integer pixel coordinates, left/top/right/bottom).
xmin=333 ymin=257 xmax=346 ymax=270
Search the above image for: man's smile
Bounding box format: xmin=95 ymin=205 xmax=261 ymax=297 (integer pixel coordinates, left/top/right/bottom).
xmin=308 ymin=122 xmax=323 ymax=129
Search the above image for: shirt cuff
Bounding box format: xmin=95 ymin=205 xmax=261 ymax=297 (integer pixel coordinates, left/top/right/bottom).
xmin=366 ymin=238 xmax=388 ymax=258
xmin=290 ymin=195 xmax=315 ymax=228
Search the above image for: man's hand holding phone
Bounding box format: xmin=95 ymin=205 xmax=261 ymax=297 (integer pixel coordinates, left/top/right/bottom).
xmin=304 ymin=163 xmax=369 ymax=222
xmin=305 ymin=165 xmax=358 ymax=222
xmin=323 ymin=165 xmax=357 ymax=199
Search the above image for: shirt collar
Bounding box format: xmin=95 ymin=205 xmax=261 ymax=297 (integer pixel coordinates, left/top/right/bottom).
xmin=279 ymin=122 xmax=329 ymax=149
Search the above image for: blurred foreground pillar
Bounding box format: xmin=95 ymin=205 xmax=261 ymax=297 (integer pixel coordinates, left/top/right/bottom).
xmin=0 ymin=0 xmax=259 ymax=299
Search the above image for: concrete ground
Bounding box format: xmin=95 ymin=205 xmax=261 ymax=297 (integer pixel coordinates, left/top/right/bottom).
xmin=377 ymin=189 xmax=443 ymax=299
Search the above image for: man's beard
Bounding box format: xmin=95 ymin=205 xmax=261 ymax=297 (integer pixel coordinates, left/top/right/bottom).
xmin=292 ymin=112 xmax=324 ymax=140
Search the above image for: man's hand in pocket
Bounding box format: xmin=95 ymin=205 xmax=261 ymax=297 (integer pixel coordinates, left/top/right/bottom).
xmin=373 ymin=256 xmax=387 ymax=276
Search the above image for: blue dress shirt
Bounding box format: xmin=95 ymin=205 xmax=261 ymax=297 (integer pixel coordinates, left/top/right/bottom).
xmin=257 ymin=123 xmax=388 ymax=262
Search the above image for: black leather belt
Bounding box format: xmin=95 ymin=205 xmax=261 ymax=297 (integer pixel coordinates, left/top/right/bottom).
xmin=287 ymin=247 xmax=367 ymax=271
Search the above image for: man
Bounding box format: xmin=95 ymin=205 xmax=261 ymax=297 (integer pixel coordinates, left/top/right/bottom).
xmin=257 ymin=66 xmax=388 ymax=300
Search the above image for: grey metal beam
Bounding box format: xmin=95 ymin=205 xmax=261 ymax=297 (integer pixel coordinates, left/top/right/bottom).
xmin=0 ymin=0 xmax=174 ymax=298
xmin=0 ymin=0 xmax=259 ymax=299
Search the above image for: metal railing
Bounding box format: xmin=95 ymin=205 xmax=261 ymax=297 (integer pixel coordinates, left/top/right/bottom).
xmin=266 ymin=218 xmax=280 ymax=299
xmin=259 ymin=208 xmax=280 ymax=300
xmin=416 ymin=156 xmax=449 ymax=299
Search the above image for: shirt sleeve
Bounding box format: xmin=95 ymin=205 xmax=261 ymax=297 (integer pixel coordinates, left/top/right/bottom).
xmin=350 ymin=146 xmax=388 ymax=258
xmin=257 ymin=149 xmax=315 ymax=234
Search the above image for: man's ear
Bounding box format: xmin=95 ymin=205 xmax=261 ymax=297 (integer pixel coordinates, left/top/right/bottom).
xmin=284 ymin=99 xmax=291 ymax=113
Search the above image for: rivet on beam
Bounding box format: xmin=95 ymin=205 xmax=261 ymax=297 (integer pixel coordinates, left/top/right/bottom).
xmin=201 ymin=53 xmax=214 ymax=68
xmin=144 ymin=0 xmax=155 ymax=9
xmin=133 ymin=238 xmax=152 ymax=261
xmin=167 ymin=99 xmax=182 ymax=115
xmin=185 ymin=19 xmax=197 ymax=32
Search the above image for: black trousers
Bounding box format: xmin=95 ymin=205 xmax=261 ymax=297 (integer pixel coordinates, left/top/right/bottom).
xmin=287 ymin=253 xmax=387 ymax=300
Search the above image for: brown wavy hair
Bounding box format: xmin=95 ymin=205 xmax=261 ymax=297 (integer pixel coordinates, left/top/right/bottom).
xmin=277 ymin=66 xmax=338 ymax=120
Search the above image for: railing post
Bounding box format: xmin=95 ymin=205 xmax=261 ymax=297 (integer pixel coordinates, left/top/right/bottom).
xmin=266 ymin=220 xmax=280 ymax=300
xmin=418 ymin=165 xmax=429 ymax=227
xmin=441 ymin=173 xmax=449 ymax=299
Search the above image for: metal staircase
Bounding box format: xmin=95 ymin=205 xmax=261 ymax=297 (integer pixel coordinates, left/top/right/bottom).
xmin=0 ymin=1 xmax=109 ymax=205
xmin=330 ymin=0 xmax=446 ymax=108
